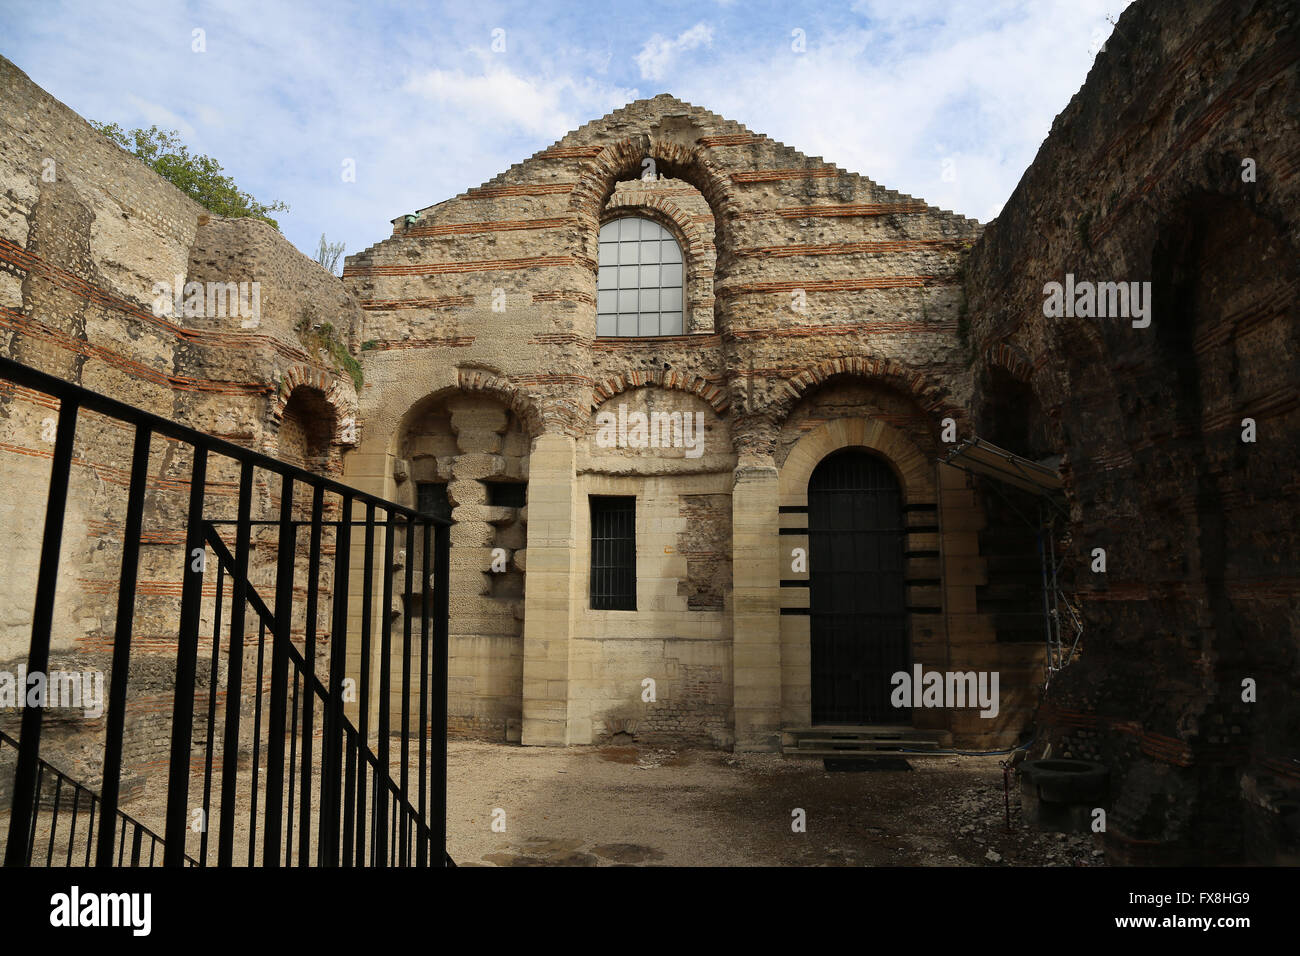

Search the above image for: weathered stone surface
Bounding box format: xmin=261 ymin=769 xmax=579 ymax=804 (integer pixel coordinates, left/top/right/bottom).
xmin=963 ymin=0 xmax=1299 ymax=864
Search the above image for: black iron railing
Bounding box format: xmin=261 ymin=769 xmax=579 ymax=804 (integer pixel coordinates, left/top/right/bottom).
xmin=0 ymin=729 xmax=194 ymax=866
xmin=0 ymin=355 xmax=451 ymax=867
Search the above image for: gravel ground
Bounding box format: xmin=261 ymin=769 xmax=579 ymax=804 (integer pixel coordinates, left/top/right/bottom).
xmin=446 ymin=741 xmax=1107 ymax=867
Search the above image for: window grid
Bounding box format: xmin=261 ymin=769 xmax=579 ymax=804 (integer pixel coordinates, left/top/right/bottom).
xmin=597 ymin=217 xmax=684 ymax=337
xmin=590 ymin=496 xmax=636 ymax=610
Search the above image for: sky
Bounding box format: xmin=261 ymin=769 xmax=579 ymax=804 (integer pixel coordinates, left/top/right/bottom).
xmin=1 ymin=0 xmax=1132 ymax=268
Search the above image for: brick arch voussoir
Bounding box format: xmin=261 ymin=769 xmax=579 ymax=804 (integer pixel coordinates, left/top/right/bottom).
xmin=455 ymin=368 xmax=544 ymax=437
xmin=568 ymin=135 xmax=739 ymax=232
xmin=774 ymin=356 xmax=965 ymax=434
xmin=591 ymin=371 xmax=729 ymax=415
xmin=983 ymin=342 xmax=1035 ymax=384
xmin=269 ymin=364 xmax=359 ymax=447
xmin=602 ymin=193 xmax=709 ymax=249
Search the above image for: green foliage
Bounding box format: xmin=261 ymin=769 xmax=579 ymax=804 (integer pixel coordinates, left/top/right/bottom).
xmin=91 ymin=121 xmax=288 ymax=228
xmin=295 ymin=311 xmax=363 ymax=390
xmin=360 ymin=340 xmax=379 ymax=351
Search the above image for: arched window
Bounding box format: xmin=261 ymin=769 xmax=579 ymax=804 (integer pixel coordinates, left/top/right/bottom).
xmin=597 ymin=217 xmax=684 ymax=336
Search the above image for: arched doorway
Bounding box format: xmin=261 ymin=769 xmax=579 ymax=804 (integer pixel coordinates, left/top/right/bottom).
xmin=808 ymin=447 xmax=909 ymax=725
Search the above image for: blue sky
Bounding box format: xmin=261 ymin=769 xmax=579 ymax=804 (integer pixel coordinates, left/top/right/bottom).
xmin=1 ymin=0 xmax=1131 ymax=267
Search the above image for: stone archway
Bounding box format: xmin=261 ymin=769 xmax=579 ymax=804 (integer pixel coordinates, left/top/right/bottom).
xmin=773 ymin=415 xmax=939 ymax=734
xmin=567 ymin=134 xmax=739 ymax=255
xmin=779 ymin=416 xmax=936 ymax=505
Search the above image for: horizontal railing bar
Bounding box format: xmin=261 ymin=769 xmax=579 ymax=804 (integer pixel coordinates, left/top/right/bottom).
xmin=0 ymin=730 xmax=196 ymax=866
xmin=0 ymin=356 xmax=450 ymax=527
xmin=201 ymin=525 xmax=434 ymax=831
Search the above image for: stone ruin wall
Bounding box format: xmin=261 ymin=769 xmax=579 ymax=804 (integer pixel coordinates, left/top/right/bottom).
xmin=0 ymin=54 xmax=364 ymax=796
xmin=963 ymin=0 xmax=1299 ymax=863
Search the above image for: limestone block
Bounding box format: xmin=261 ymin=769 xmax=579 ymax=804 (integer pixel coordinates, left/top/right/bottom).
xmin=455 ymin=429 xmax=503 ymax=454
xmin=448 ymin=401 xmax=508 ymax=434
xmin=450 ymin=454 xmax=505 ymax=481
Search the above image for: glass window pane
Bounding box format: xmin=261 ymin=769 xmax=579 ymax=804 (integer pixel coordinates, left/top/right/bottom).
xmin=595 ymin=219 xmax=692 ymax=336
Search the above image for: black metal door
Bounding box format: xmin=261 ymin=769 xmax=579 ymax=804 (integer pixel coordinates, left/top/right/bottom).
xmin=808 ymin=448 xmax=909 ymax=725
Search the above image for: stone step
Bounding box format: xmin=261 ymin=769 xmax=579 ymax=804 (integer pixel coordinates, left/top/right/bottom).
xmin=781 ymin=725 xmax=951 ymax=756
xmin=795 ymin=736 xmax=943 ymax=748
xmin=786 ymin=747 xmax=949 ymax=758
xmin=783 ymin=725 xmax=941 ymax=736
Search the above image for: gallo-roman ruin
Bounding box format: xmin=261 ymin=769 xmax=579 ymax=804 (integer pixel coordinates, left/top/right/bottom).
xmin=0 ymin=0 xmax=1295 ymax=866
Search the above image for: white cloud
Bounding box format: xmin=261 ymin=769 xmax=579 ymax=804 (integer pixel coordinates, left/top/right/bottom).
xmin=404 ymin=65 xmax=635 ymax=140
xmin=635 ymin=0 xmax=1134 ymax=221
xmin=123 ymin=94 xmax=198 ymax=142
xmin=636 ymin=23 xmax=714 ymax=82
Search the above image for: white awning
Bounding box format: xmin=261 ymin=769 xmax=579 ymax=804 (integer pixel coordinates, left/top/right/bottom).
xmin=940 ymin=437 xmax=1064 ymax=498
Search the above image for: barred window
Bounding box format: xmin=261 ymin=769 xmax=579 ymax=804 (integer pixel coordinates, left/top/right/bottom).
xmin=590 ymin=496 xmax=636 ymax=609
xmin=596 ymin=217 xmax=684 ymax=337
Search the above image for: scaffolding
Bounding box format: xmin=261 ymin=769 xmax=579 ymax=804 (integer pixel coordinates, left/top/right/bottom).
xmin=939 ymin=438 xmax=1082 ymax=684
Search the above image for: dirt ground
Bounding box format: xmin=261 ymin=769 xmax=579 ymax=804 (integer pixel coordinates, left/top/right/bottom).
xmin=5 ymin=738 xmax=1106 ymax=867
xmin=447 ymin=740 xmax=1107 ymax=867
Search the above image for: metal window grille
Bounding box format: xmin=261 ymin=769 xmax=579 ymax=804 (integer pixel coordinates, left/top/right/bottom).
xmin=590 ymin=496 xmax=636 ymax=610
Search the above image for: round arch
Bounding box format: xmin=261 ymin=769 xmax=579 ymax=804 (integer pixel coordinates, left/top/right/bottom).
xmin=568 ymin=135 xmax=739 ymax=263
xmin=770 ymin=357 xmax=966 ymax=441
xmin=591 ymin=369 xmax=728 ymax=415
xmin=778 ymin=416 xmax=936 ymax=506
xmin=269 ymin=364 xmax=359 ymax=446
